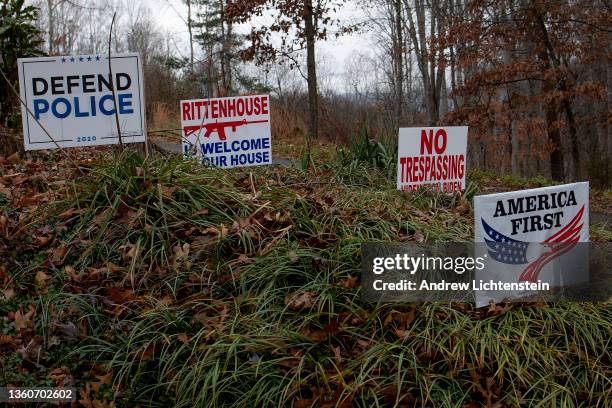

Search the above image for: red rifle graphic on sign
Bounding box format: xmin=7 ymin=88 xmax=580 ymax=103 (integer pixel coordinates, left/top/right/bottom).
xmin=183 ymin=119 xmax=268 ymax=141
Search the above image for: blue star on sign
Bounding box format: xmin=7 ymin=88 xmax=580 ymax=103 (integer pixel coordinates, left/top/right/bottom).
xmin=87 ymin=56 xmax=92 ymax=61
xmin=61 ymin=57 xmax=66 ymax=63
xmin=70 ymin=57 xmax=75 ymax=62
xmin=79 ymin=57 xmax=84 ymax=62
xmin=95 ymin=56 xmax=101 ymax=61
xmin=482 ymin=218 xmax=529 ymax=265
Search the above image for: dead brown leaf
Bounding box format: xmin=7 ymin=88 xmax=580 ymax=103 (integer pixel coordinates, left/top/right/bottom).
xmin=7 ymin=172 xmax=28 ymax=186
xmin=51 ymin=245 xmax=69 ymax=264
xmin=1 ymin=287 xmax=14 ymax=300
xmin=0 ymin=335 xmax=17 ymax=349
xmin=332 ymin=346 xmax=342 ymax=365
xmin=338 ymin=275 xmax=359 ymax=288
xmin=33 ymin=235 xmax=53 ymax=248
xmin=91 ymin=371 xmax=113 ymax=393
xmin=356 ymin=339 xmax=371 ymax=351
xmin=58 ymin=208 xmax=78 ymax=220
xmin=7 ymin=152 xmax=19 ymax=164
xmin=14 ymin=304 xmax=36 ymax=333
xmin=0 ymin=215 xmax=7 ymax=235
xmin=160 ymin=184 xmax=178 ymax=198
xmin=65 ymin=265 xmax=81 ymax=281
xmin=118 ymin=243 xmax=137 ymax=259
xmin=487 ymin=302 xmax=511 ymax=315
xmin=301 ymin=327 xmax=327 ymax=342
xmin=173 ymin=243 xmax=190 ymax=260
xmin=48 ymin=367 xmax=68 ymax=386
xmin=79 ymin=383 xmax=94 ymax=408
xmin=294 ymin=399 xmax=314 ymax=408
xmin=35 ymin=271 xmax=51 ymax=287
xmin=106 ymin=287 xmax=138 ymax=304
xmin=105 ymin=262 xmax=122 ymax=273
xmin=285 ymin=291 xmax=316 ymax=310
xmin=91 ymin=399 xmax=112 ymax=408
xmin=192 ymin=304 xmax=229 ymax=336
xmin=201 ymin=224 xmax=228 ymax=240
xmin=20 ymin=192 xmax=49 ymax=206
xmin=18 ymin=337 xmax=43 ymax=361
xmin=79 ymin=382 xmax=114 ymax=408
xmin=384 ymin=308 xmax=416 ymax=338
xmin=276 ymin=356 xmax=301 ymax=369
xmin=193 ymin=208 xmax=209 ymax=216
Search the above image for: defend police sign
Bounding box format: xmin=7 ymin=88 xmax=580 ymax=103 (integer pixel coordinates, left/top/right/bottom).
xmin=397 ymin=126 xmax=468 ymax=193
xmin=18 ymin=53 xmax=146 ymax=150
xmin=181 ymin=95 xmax=272 ymax=168
xmin=474 ymin=182 xmax=589 ymax=305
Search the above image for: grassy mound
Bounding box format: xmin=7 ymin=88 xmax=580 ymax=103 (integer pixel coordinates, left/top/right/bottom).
xmin=2 ymin=149 xmax=610 ymax=407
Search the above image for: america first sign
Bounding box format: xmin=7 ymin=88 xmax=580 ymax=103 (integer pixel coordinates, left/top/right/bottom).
xmin=18 ymin=53 xmax=146 ymax=150
xmin=474 ymin=182 xmax=589 ymax=305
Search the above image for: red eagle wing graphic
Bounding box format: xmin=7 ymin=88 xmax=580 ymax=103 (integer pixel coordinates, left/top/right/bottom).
xmin=518 ymin=205 xmax=585 ymax=282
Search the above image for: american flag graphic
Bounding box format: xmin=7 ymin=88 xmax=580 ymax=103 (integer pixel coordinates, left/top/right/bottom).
xmin=482 ymin=205 xmax=585 ymax=282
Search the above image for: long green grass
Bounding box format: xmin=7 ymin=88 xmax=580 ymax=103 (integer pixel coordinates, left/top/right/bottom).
xmin=9 ymin=148 xmax=612 ymax=407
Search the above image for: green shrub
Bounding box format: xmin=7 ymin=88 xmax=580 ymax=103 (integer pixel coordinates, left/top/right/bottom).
xmin=337 ymin=128 xmax=396 ymax=177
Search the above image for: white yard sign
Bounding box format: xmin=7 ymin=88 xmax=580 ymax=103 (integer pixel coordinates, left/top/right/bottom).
xmin=18 ymin=53 xmax=146 ymax=150
xmin=474 ymin=182 xmax=589 ymax=306
xmin=181 ymin=95 xmax=272 ymax=168
xmin=397 ymin=126 xmax=468 ymax=193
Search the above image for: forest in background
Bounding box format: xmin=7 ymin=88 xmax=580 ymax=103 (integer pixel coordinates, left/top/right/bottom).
xmin=0 ymin=2 xmax=611 ymax=406
xmin=1 ymin=0 xmax=610 ymax=185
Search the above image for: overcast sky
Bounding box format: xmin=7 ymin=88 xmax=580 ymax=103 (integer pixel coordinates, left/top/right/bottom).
xmin=150 ymin=0 xmax=372 ymax=85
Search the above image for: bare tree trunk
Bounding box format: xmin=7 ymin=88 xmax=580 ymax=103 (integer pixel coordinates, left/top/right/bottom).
xmin=304 ymin=0 xmax=318 ymax=139
xmin=600 ymin=32 xmax=612 ymax=183
xmin=207 ymin=54 xmax=213 ymax=98
xmin=226 ymin=19 xmax=233 ymax=92
xmin=439 ymin=74 xmax=448 ymax=119
xmin=508 ymin=84 xmax=520 ymax=176
xmin=108 ymin=12 xmax=122 ymax=148
xmin=449 ymin=43 xmax=458 ymax=110
xmin=503 ymin=0 xmax=520 ymax=175
xmin=219 ymin=0 xmax=227 ymax=95
xmin=405 ymin=40 xmax=414 ymax=121
xmin=48 ymin=0 xmax=54 ymax=54
xmin=448 ymin=0 xmax=459 ymax=111
xmin=433 ymin=0 xmax=447 ymax=120
xmin=393 ymin=0 xmax=404 ymax=125
xmin=404 ymin=0 xmax=439 ymax=124
xmin=544 ymin=99 xmax=564 ymax=180
xmin=561 ymin=98 xmax=580 ymax=179
xmin=186 ymin=0 xmax=194 ymax=73
xmin=606 ymin=28 xmax=612 ymax=182
xmin=203 ymin=9 xmax=213 ymax=98
xmin=217 ymin=0 xmax=233 ymax=94
xmin=532 ymin=5 xmax=578 ymax=180
xmin=427 ymin=0 xmax=437 ymax=123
